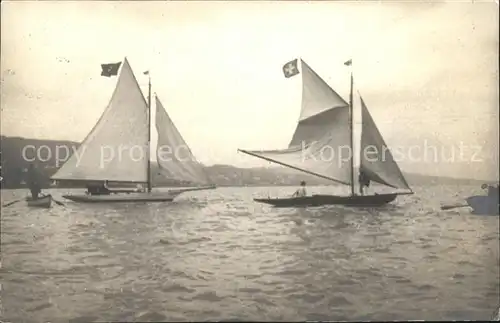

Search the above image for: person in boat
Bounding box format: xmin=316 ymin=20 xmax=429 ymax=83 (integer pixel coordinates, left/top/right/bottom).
xmin=292 ymin=181 xmax=307 ymax=197
xmin=481 ymin=183 xmax=499 ymax=197
xmin=358 ymin=169 xmax=371 ymax=195
xmin=86 ymin=181 xmax=111 ymax=196
xmin=26 ymin=163 xmax=43 ymax=200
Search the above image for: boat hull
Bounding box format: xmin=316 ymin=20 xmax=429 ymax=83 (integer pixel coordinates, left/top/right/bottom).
xmin=466 ymin=195 xmax=499 ymax=215
xmin=62 ymin=192 xmax=175 ymax=203
xmin=26 ymin=195 xmax=52 ymax=208
xmin=254 ymin=193 xmax=398 ymax=208
xmin=61 ymin=185 xmax=217 ymax=203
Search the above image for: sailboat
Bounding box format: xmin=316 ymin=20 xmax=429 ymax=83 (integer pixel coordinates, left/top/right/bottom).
xmin=238 ymin=58 xmax=413 ymax=207
xmin=51 ymin=57 xmax=215 ymax=203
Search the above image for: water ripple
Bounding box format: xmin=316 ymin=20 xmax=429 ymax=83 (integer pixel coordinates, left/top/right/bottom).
xmin=1 ymin=186 xmax=499 ymax=322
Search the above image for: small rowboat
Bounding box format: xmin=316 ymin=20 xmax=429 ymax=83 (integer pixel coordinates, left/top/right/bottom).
xmin=492 ymin=305 xmax=500 ymax=321
xmin=26 ymin=194 xmax=52 ymax=208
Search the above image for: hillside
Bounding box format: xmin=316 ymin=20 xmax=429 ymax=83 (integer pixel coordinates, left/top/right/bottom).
xmin=0 ymin=135 xmax=493 ymax=189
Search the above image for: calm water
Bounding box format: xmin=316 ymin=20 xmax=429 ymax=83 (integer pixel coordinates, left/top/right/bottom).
xmin=1 ymin=185 xmax=499 ymax=322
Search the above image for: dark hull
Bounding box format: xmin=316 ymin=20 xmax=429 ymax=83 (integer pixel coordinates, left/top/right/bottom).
xmin=254 ymin=193 xmax=398 ymax=208
xmin=466 ymin=195 xmax=499 ymax=215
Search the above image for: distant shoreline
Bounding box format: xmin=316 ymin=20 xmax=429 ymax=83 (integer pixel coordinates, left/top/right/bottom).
xmin=1 ymin=135 xmax=497 ymax=189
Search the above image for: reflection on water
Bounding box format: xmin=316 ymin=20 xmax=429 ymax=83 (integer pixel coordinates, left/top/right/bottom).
xmin=1 ymin=185 xmax=499 ymax=322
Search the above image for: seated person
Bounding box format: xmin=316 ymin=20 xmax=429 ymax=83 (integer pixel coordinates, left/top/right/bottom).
xmin=292 ymin=181 xmax=307 ymax=197
xmin=482 ymin=183 xmax=499 ymax=198
xmin=86 ymin=181 xmax=111 ymax=196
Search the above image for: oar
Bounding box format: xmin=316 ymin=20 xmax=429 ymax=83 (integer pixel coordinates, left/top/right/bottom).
xmin=2 ymin=198 xmax=23 ymax=207
xmin=441 ymin=204 xmax=469 ymax=211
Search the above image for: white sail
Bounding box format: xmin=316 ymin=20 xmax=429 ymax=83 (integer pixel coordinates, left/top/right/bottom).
xmin=155 ymin=96 xmax=211 ymax=185
xmin=359 ymin=95 xmax=411 ymax=190
xmin=51 ymin=58 xmax=149 ymax=182
xmin=240 ymin=59 xmax=352 ymax=185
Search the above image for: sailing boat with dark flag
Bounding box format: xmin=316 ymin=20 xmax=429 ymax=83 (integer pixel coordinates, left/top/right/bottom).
xmin=52 ymin=57 xmax=215 ymax=203
xmin=238 ymin=58 xmax=413 ymax=207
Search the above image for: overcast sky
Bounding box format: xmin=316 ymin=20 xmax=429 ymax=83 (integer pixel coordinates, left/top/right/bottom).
xmin=1 ymin=1 xmax=498 ymax=179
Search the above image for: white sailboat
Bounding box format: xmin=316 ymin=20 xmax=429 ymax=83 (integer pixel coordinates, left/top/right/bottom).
xmin=238 ymin=58 xmax=413 ymax=207
xmin=52 ymin=57 xmax=215 ymax=203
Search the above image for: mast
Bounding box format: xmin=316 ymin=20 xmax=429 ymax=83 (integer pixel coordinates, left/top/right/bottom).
xmin=147 ymin=73 xmax=152 ymax=193
xmin=348 ymin=65 xmax=355 ymax=196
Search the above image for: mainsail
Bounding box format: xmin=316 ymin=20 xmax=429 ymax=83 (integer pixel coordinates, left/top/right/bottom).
xmin=51 ymin=58 xmax=149 ymax=182
xmin=359 ymin=96 xmax=411 ymax=190
xmin=239 ymin=58 xmax=413 ymax=197
xmin=155 ymin=96 xmax=211 ymax=185
xmin=239 ymin=59 xmax=353 ymax=185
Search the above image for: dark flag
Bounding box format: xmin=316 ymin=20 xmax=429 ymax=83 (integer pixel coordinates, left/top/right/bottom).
xmin=344 ymin=59 xmax=352 ymax=66
xmin=101 ymin=62 xmax=122 ymax=77
xmin=283 ymin=59 xmax=299 ymax=78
